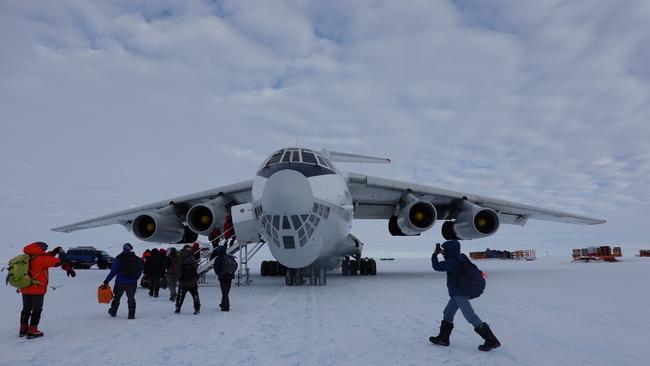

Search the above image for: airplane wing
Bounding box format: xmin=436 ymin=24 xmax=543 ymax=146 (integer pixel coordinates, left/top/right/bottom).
xmin=52 ymin=180 xmax=253 ymax=233
xmin=346 ymin=173 xmax=605 ymax=225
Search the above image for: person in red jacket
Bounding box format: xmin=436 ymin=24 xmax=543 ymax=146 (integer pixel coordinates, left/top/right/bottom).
xmin=19 ymin=242 xmax=76 ymax=339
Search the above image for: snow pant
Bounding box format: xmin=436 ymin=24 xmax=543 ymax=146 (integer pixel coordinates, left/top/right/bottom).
xmin=176 ymin=285 xmax=200 ymax=311
xmin=167 ymin=274 xmax=178 ymax=300
xmin=21 ymin=294 xmax=44 ymax=326
xmin=111 ymin=283 xmax=137 ymax=315
xmin=149 ymin=276 xmax=161 ymax=296
xmin=443 ymin=296 xmax=483 ymax=328
xmin=219 ymin=280 xmax=232 ymax=309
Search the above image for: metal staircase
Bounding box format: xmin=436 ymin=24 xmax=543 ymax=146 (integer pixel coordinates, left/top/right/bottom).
xmin=196 ymin=227 xmax=266 ymax=286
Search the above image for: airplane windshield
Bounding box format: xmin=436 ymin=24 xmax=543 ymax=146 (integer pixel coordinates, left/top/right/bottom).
xmin=261 ymin=148 xmax=336 ymax=172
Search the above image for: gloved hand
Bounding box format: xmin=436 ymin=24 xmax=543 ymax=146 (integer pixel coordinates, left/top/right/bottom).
xmin=434 ymin=243 xmax=443 ymax=255
xmin=47 ymin=247 xmax=63 ymax=256
xmin=100 ymin=281 xmax=109 ymax=289
xmin=61 ymin=263 xmax=76 ymax=277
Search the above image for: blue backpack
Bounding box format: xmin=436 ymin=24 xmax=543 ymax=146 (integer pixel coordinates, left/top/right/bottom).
xmin=461 ymin=256 xmax=486 ymax=299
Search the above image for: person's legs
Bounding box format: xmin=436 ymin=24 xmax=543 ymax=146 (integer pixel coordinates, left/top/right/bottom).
xmin=453 ymin=296 xmax=483 ymax=328
xmin=167 ymin=275 xmax=177 ymax=301
xmin=21 ymin=294 xmax=32 ymax=326
xmin=125 ymin=283 xmax=137 ymax=319
xmin=150 ymin=277 xmax=160 ymax=297
xmin=110 ymin=284 xmax=125 ymax=316
xmin=442 ymin=297 xmax=459 ymax=323
xmin=28 ymin=295 xmax=44 ymax=326
xmin=219 ymin=280 xmax=231 ymax=310
xmin=430 ymin=297 xmax=456 ymax=346
xmin=176 ymin=287 xmax=188 ymax=312
xmin=188 ymin=286 xmax=200 ymax=314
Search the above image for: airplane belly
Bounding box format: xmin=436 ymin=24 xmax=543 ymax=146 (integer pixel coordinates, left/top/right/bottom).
xmin=251 ymin=170 xmax=351 ymax=268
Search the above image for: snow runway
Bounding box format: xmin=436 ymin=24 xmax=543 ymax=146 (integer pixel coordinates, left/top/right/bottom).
xmin=1 ymin=257 xmax=648 ymax=366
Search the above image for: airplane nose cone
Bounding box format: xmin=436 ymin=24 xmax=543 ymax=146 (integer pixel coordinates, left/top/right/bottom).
xmin=262 ymin=169 xmax=313 ymax=214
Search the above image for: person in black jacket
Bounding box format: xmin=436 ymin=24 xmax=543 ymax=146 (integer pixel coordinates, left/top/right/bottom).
xmin=143 ymin=248 xmax=166 ymax=297
xmin=213 ymin=245 xmax=236 ymax=312
xmin=429 ymin=240 xmax=500 ymax=351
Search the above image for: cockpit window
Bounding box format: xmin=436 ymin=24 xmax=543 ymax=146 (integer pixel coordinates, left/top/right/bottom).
xmin=316 ymin=155 xmax=330 ymax=168
xmin=291 ymin=150 xmax=301 ymax=162
xmin=267 ymin=151 xmax=283 ymax=165
xmin=282 ymin=151 xmax=292 ymax=163
xmin=302 ymin=151 xmax=317 ymax=165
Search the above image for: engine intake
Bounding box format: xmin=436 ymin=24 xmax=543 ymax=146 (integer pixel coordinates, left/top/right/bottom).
xmin=186 ymin=197 xmax=228 ymax=235
xmin=389 ymin=193 xmax=437 ymax=236
xmin=132 ymin=213 xmax=197 ymax=243
xmin=442 ymin=201 xmax=500 ymax=240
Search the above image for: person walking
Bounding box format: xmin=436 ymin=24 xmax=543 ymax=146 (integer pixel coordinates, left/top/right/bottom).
xmin=16 ymin=242 xmax=76 ymax=339
xmin=103 ymin=243 xmax=143 ymax=319
xmin=175 ymin=246 xmax=201 ymax=315
xmin=144 ymin=248 xmax=165 ymax=297
xmin=165 ymin=247 xmax=180 ymax=302
xmin=213 ymin=245 xmax=237 ymax=312
xmin=429 ymin=240 xmax=501 ymax=352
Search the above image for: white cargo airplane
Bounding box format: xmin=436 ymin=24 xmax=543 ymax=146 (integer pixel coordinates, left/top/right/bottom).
xmin=53 ymin=147 xmax=605 ymax=285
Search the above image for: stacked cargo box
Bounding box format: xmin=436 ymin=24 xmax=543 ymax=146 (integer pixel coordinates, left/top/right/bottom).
xmin=572 ymin=245 xmax=622 ymax=262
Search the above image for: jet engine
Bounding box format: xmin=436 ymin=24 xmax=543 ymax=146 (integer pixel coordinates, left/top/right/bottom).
xmin=442 ymin=201 xmax=500 ymax=240
xmin=132 ymin=213 xmax=197 ymax=243
xmin=389 ymin=193 xmax=437 ymax=236
xmin=186 ymin=197 xmax=229 ymax=235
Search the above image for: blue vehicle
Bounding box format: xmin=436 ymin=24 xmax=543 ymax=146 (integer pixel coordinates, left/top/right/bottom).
xmin=66 ymin=246 xmax=114 ymax=269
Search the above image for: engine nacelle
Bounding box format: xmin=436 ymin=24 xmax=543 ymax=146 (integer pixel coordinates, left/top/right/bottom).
xmin=186 ymin=197 xmax=229 ymax=235
xmin=132 ymin=213 xmax=197 ymax=243
xmin=442 ymin=201 xmax=500 ymax=240
xmin=389 ymin=193 xmax=437 ymax=236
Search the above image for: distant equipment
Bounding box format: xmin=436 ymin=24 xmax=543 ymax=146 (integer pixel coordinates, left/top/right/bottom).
xmin=469 ymin=249 xmax=535 ymax=261
xmin=638 ymin=250 xmax=650 ymax=257
xmin=572 ymin=246 xmax=622 ymax=262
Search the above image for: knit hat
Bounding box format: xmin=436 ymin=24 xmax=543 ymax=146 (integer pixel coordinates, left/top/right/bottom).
xmin=35 ymin=242 xmax=48 ymax=251
xmin=123 ymin=243 xmax=134 ymax=252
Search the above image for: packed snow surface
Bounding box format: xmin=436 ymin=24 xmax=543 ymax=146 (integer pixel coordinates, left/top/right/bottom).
xmin=1 ymin=256 xmax=648 ymax=366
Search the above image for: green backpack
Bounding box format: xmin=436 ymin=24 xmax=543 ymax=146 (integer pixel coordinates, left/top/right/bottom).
xmin=5 ymin=254 xmax=39 ymax=289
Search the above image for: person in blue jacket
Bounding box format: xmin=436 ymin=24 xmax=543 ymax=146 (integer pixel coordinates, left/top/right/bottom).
xmin=102 ymin=243 xmax=143 ymax=319
xmin=429 ymin=240 xmax=500 ymax=351
xmin=213 ymin=245 xmax=237 ymax=312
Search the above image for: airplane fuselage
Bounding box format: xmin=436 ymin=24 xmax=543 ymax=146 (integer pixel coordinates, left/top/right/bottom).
xmin=250 ymin=148 xmax=359 ymax=269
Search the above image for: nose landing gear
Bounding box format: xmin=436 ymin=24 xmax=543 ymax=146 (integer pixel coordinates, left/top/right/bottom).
xmin=342 ymin=256 xmax=377 ymax=276
xmin=285 ymin=264 xmax=327 ymax=286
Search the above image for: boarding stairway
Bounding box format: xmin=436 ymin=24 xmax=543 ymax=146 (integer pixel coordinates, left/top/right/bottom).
xmin=196 ymin=227 xmax=266 ymax=286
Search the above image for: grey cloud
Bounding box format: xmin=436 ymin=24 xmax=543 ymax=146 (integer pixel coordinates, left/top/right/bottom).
xmin=0 ymin=0 xmax=648 ymax=258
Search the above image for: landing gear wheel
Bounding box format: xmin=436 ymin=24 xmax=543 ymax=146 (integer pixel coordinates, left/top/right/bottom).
xmin=342 ymin=258 xmax=350 ymax=276
xmin=261 ymin=261 xmax=268 ymax=276
xmin=349 ymin=260 xmax=358 ymax=276
xmin=360 ymin=258 xmax=369 ymax=276
xmin=369 ymin=259 xmax=377 ymax=276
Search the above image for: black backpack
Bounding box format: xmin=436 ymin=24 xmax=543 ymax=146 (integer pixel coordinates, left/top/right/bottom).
xmin=120 ymin=254 xmax=139 ymax=278
xmin=179 ymin=258 xmax=197 ymax=281
xmin=218 ymin=255 xmax=238 ymax=276
xmin=461 ymin=256 xmax=486 ymax=299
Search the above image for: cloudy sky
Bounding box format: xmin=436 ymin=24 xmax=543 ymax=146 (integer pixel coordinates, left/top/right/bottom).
xmin=1 ymin=0 xmax=649 ymax=258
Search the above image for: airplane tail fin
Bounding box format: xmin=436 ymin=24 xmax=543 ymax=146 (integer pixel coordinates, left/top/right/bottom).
xmin=323 ymin=150 xmax=391 ymax=164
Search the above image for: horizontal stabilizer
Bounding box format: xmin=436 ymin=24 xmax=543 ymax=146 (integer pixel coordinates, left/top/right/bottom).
xmin=324 ymin=150 xmax=391 ymax=164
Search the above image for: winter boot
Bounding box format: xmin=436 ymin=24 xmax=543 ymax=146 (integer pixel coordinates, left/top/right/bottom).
xmin=26 ymin=326 xmax=44 ymax=339
xmin=175 ymin=308 xmax=181 ymax=314
xmin=475 ymin=323 xmax=501 ymax=352
xmin=108 ymin=308 xmax=117 ymax=317
xmin=429 ymin=320 xmax=454 ymax=346
xmin=193 ymin=305 xmax=200 ymax=315
xmin=19 ymin=324 xmax=28 ymax=337
xmin=128 ymin=310 xmax=135 ymax=320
